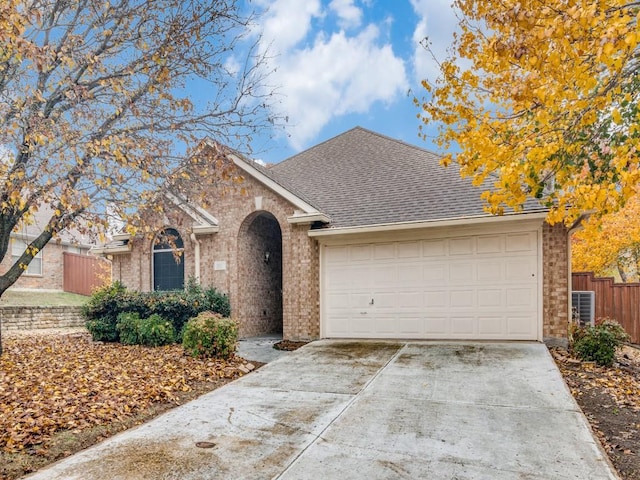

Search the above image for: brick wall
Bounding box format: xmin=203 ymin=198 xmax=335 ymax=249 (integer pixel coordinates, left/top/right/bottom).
xmin=542 ymin=222 xmax=569 ymax=341
xmin=0 ymin=306 xmax=85 ymax=331
xmin=110 ymin=169 xmax=320 ymax=340
xmin=0 ymin=242 xmax=65 ymax=290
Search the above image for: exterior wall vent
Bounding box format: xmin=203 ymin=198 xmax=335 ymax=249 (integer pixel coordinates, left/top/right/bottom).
xmin=571 ymin=291 xmax=595 ymax=327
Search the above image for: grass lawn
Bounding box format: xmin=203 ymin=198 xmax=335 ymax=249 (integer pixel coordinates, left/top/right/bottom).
xmin=0 ymin=290 xmax=90 ymax=307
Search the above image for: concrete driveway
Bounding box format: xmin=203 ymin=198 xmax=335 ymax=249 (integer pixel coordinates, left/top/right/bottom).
xmin=27 ymin=341 xmax=617 ymax=480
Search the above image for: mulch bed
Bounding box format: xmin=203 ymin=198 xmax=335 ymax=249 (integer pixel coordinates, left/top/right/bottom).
xmin=552 ymin=345 xmax=640 ymax=480
xmin=273 ymin=340 xmax=309 ymax=351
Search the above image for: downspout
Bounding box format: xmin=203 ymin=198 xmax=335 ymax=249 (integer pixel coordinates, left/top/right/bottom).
xmin=190 ymin=232 xmax=201 ymax=284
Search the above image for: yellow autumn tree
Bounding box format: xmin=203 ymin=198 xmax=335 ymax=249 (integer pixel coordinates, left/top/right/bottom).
xmin=0 ymin=0 xmax=278 ymax=354
xmin=572 ymin=194 xmax=640 ymax=282
xmin=417 ymin=0 xmax=640 ymax=225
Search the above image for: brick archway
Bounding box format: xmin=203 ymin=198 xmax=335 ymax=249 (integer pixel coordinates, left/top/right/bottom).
xmin=237 ymin=211 xmax=283 ymax=336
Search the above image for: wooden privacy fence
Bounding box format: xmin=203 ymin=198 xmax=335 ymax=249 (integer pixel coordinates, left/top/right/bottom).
xmin=572 ymin=271 xmax=640 ymax=344
xmin=63 ymin=252 xmax=111 ymax=296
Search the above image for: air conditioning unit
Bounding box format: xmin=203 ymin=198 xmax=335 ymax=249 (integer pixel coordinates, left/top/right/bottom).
xmin=571 ymin=291 xmax=595 ymax=327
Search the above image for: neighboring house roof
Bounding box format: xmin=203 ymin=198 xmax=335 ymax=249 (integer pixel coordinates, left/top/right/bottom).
xmin=270 ymin=127 xmax=546 ymax=229
xmin=12 ymin=203 xmax=95 ymax=248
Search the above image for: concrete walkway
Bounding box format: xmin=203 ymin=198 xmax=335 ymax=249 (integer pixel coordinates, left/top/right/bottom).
xmin=27 ymin=341 xmax=617 ymax=479
xmin=236 ymin=334 xmax=288 ymax=364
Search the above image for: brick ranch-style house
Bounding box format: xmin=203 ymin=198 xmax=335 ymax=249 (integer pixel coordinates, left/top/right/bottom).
xmin=96 ymin=127 xmax=569 ymax=343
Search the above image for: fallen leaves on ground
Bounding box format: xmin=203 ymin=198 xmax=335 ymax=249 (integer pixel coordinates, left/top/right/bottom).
xmin=0 ymin=333 xmax=251 ymax=453
xmin=553 ymin=346 xmax=640 ymax=411
xmin=552 ymin=345 xmax=640 ymax=480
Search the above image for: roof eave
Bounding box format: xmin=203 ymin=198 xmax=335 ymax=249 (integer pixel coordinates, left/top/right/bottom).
xmin=308 ymin=211 xmax=549 ymax=238
xmin=287 ymin=212 xmax=331 ymax=225
xmin=192 ymin=224 xmax=220 ymax=235
xmin=90 ymin=244 xmax=131 ymax=255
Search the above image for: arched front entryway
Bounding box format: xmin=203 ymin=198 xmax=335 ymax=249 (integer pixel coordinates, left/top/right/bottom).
xmin=237 ymin=211 xmax=283 ymax=336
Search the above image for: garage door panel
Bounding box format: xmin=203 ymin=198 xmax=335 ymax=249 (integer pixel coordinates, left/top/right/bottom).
xmin=423 ymin=265 xmax=446 ymax=283
xmin=372 ymin=265 xmax=397 ymax=286
xmin=350 ymin=245 xmax=372 ymax=261
xmin=449 ymin=262 xmax=475 ymax=283
xmin=506 ymin=232 xmax=536 ymax=252
xmin=476 ymin=261 xmax=503 ymax=282
xmin=397 ymin=317 xmax=422 ymax=335
xmin=351 ymin=293 xmax=373 ymax=309
xmin=449 ymin=237 xmax=474 ymax=255
xmin=506 ymin=258 xmax=536 ymax=281
xmin=399 ymin=292 xmax=423 ymax=308
xmin=422 ymin=239 xmax=446 ymax=257
xmin=506 ymin=287 xmax=536 ymax=307
xmin=425 ymin=291 xmax=447 ymax=307
xmin=323 ymin=229 xmax=539 ymax=340
xmin=451 ymin=317 xmax=475 ymax=334
xmin=398 ymin=264 xmax=422 ymax=283
xmin=327 ymin=293 xmax=350 ymax=309
xmin=477 ymin=289 xmax=502 ymax=307
xmin=398 ymin=241 xmax=421 ymax=258
xmin=326 ymin=246 xmax=349 ymax=263
xmin=450 ymin=289 xmax=473 ymax=308
xmin=375 ymin=292 xmax=398 ymax=308
xmin=477 ymin=235 xmax=503 ymax=254
xmin=507 ymin=316 xmax=536 ymax=334
xmin=478 ymin=317 xmax=504 ymax=335
xmin=425 ymin=317 xmax=448 ymax=334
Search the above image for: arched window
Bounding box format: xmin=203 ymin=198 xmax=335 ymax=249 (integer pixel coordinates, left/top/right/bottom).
xmin=153 ymin=228 xmax=184 ymax=291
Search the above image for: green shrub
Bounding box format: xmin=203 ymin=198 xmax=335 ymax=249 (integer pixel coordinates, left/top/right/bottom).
xmin=203 ymin=286 xmax=231 ymax=318
xmin=138 ymin=314 xmax=176 ymax=347
xmin=182 ymin=312 xmax=238 ymax=359
xmin=146 ymin=291 xmax=193 ymax=338
xmin=82 ymin=282 xmax=127 ymax=341
xmin=572 ymin=319 xmax=630 ymax=366
xmin=86 ymin=317 xmax=119 ymax=342
xmin=83 ymin=280 xmax=231 ymax=344
xmin=116 ymin=312 xmax=142 ymax=345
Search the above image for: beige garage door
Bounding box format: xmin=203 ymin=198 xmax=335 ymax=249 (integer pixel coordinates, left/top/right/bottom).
xmin=322 ymin=230 xmax=539 ymax=340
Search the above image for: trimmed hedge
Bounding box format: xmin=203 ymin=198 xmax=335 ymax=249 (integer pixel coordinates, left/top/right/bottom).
xmin=182 ymin=311 xmax=238 ymax=359
xmin=84 ymin=280 xmax=230 ymax=343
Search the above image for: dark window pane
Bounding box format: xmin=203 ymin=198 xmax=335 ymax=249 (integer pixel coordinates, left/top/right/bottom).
xmin=153 ymin=251 xmax=184 ymax=291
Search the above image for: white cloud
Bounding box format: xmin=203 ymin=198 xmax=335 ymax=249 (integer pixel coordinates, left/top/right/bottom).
xmin=329 ymin=0 xmax=362 ymax=29
xmin=224 ymin=56 xmax=241 ymax=77
xmin=410 ymin=0 xmax=459 ymax=84
xmin=257 ymin=0 xmax=322 ymax=56
xmin=257 ymin=0 xmax=408 ymax=150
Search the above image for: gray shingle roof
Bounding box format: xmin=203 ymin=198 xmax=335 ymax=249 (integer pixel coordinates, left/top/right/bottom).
xmin=269 ymin=127 xmax=545 ymax=229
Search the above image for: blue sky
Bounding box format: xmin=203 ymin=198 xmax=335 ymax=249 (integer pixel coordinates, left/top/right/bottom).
xmin=244 ymin=0 xmax=460 ymax=164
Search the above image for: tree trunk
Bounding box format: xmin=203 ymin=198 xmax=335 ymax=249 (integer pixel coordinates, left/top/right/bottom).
xmin=617 ymin=262 xmax=629 ymax=283
xmin=0 ymin=229 xmax=53 ymax=355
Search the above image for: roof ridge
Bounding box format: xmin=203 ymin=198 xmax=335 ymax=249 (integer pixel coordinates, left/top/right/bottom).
xmin=352 ymin=126 xmax=443 ymax=158
xmin=273 ymin=126 xmax=443 ymax=169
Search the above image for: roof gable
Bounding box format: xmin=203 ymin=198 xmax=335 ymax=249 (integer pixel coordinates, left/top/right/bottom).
xmin=270 ymin=127 xmax=544 ymax=229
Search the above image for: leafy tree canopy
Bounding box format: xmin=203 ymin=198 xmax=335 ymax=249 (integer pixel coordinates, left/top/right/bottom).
xmin=417 ymin=0 xmax=640 ymax=225
xmin=0 ymin=0 xmax=276 ymax=293
xmin=572 ymin=194 xmax=640 ymax=282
